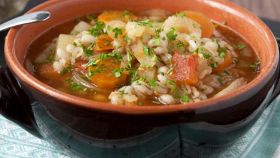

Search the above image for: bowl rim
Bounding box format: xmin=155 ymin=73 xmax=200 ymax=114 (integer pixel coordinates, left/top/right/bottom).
xmin=4 ymin=0 xmax=279 ymax=115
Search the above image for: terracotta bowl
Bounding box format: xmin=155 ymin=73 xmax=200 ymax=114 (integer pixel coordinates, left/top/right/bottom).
xmin=1 ymin=0 xmax=279 ymax=149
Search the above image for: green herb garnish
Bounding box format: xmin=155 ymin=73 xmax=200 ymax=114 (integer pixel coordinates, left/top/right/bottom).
xmin=112 ymin=27 xmax=123 ymax=38
xmin=90 ymin=21 xmax=105 ymax=37
xmin=68 ymin=80 xmax=86 ymax=91
xmin=113 ymin=68 xmax=124 ymax=78
xmin=84 ymin=59 xmax=98 ymax=68
xmin=177 ymin=41 xmax=185 ymax=48
xmin=149 ymin=79 xmax=158 ymax=88
xmin=181 ymin=92 xmax=190 ymax=103
xmin=234 ymin=44 xmax=247 ymax=50
xmin=218 ymin=47 xmax=227 ymax=58
xmin=143 ymin=46 xmax=150 ymax=56
xmin=98 ymin=51 xmax=123 ymax=61
xmin=176 ymin=12 xmax=186 ymax=17
xmin=137 ymin=19 xmax=153 ymax=27
xmin=46 ymin=54 xmax=55 ymax=63
xmin=166 ymin=27 xmax=177 ymax=41
xmin=126 ymin=51 xmax=133 ymax=68
xmin=210 ymin=62 xmax=218 ymax=68
xmin=60 ymin=65 xmax=72 ymax=75
xmin=250 ymin=59 xmax=261 ymax=72
xmin=123 ymin=10 xmax=131 ymax=17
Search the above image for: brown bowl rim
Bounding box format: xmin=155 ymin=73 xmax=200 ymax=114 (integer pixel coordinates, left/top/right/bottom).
xmin=4 ymin=0 xmax=279 ymax=115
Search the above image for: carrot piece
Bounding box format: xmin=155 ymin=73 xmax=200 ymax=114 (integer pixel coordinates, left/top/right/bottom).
xmin=88 ymin=58 xmax=128 ymax=89
xmin=37 ymin=63 xmax=61 ymax=80
xmin=183 ymin=11 xmax=214 ymax=37
xmin=98 ymin=11 xmax=137 ymax=23
xmin=94 ymin=35 xmax=114 ymax=52
xmin=171 ymin=52 xmax=198 ymax=86
xmin=213 ymin=53 xmax=233 ymax=73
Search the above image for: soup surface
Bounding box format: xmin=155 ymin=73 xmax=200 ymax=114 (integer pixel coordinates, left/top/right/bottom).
xmin=26 ymin=10 xmax=260 ymax=106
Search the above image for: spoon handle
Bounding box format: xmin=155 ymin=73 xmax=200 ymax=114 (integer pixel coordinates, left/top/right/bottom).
xmin=0 ymin=11 xmax=50 ymax=32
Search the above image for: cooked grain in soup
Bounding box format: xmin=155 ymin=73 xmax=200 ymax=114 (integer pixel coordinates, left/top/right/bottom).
xmin=26 ymin=10 xmax=260 ymax=105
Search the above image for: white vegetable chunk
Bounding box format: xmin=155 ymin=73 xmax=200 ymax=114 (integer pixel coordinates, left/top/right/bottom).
xmin=163 ymin=16 xmax=202 ymax=36
xmin=214 ymin=78 xmax=247 ymax=97
xmin=56 ymin=34 xmax=76 ymax=53
xmin=131 ymin=41 xmax=156 ymax=67
xmin=53 ymin=34 xmax=76 ymax=73
xmin=71 ymin=21 xmax=91 ymax=34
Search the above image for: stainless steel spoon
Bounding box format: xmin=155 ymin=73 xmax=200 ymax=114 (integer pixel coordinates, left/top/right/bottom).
xmin=0 ymin=11 xmax=51 ymax=32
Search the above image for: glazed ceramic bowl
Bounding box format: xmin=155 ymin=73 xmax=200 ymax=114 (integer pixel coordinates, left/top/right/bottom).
xmin=1 ymin=0 xmax=279 ymax=147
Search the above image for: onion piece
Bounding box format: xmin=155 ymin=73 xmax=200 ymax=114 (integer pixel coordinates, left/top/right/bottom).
xmin=72 ymin=71 xmax=110 ymax=93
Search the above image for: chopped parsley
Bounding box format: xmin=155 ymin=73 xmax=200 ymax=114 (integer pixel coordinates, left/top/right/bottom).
xmin=152 ymin=37 xmax=161 ymax=45
xmin=196 ymin=47 xmax=211 ymax=59
xmin=234 ymin=44 xmax=247 ymax=50
xmin=137 ymin=19 xmax=153 ymax=27
xmin=68 ymin=80 xmax=86 ymax=91
xmin=125 ymin=35 xmax=131 ymax=43
xmin=113 ymin=68 xmax=124 ymax=78
xmin=210 ymin=62 xmax=218 ymax=68
xmin=98 ymin=51 xmax=123 ymax=61
xmin=166 ymin=79 xmax=177 ymax=93
xmin=88 ymin=66 xmax=103 ymax=77
xmin=129 ymin=68 xmax=139 ymax=82
xmin=90 ymin=21 xmax=105 ymax=37
xmin=60 ymin=65 xmax=72 ymax=75
xmin=181 ymin=92 xmax=190 ymax=103
xmin=127 ymin=51 xmax=132 ymax=68
xmin=84 ymin=59 xmax=98 ymax=68
xmin=73 ymin=42 xmax=78 ymax=47
xmin=112 ymin=27 xmax=123 ymax=38
xmin=177 ymin=41 xmax=186 ymax=48
xmin=123 ymin=10 xmax=131 ymax=17
xmin=143 ymin=46 xmax=151 ymax=56
xmin=46 ymin=53 xmax=55 ymax=63
xmin=85 ymin=48 xmax=93 ymax=56
xmin=250 ymin=59 xmax=261 ymax=72
xmin=166 ymin=27 xmax=177 ymax=41
xmin=149 ymin=79 xmax=158 ymax=88
xmin=155 ymin=28 xmax=163 ymax=37
xmin=218 ymin=47 xmax=227 ymax=58
xmin=176 ymin=12 xmax=186 ymax=17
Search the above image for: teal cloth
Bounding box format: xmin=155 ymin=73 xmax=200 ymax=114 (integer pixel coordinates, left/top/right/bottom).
xmin=0 ymin=96 xmax=280 ymax=158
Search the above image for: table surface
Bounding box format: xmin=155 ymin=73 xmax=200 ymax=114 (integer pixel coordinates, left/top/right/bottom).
xmin=231 ymin=0 xmax=280 ymax=21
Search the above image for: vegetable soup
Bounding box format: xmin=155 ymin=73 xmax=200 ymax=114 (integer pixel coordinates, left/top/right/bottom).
xmin=25 ymin=10 xmax=260 ymax=106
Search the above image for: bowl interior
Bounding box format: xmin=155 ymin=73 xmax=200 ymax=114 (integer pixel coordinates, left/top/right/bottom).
xmin=5 ymin=0 xmax=278 ymax=114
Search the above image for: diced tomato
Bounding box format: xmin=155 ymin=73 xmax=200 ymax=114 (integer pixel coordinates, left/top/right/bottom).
xmin=171 ymin=52 xmax=198 ymax=86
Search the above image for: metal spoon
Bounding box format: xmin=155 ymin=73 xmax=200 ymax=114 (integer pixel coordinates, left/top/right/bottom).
xmin=0 ymin=11 xmax=51 ymax=32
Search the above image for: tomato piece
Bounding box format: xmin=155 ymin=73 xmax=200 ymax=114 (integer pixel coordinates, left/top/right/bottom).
xmin=98 ymin=11 xmax=137 ymax=23
xmin=94 ymin=35 xmax=114 ymax=53
xmin=184 ymin=11 xmax=214 ymax=37
xmin=172 ymin=52 xmax=198 ymax=86
xmin=213 ymin=53 xmax=233 ymax=73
